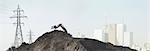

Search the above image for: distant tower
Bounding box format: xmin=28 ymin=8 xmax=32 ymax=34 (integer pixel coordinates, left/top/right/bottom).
xmin=28 ymin=30 xmax=34 ymax=44
xmin=10 ymin=5 xmax=27 ymax=47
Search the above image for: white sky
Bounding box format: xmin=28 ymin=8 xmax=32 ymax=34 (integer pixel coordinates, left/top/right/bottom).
xmin=0 ymin=0 xmax=149 ymax=51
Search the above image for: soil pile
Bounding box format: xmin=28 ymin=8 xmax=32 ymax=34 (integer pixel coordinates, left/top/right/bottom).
xmin=11 ymin=30 xmax=136 ymax=51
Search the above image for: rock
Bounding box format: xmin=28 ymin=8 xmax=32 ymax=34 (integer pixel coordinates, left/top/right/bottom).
xmin=11 ymin=30 xmax=136 ymax=51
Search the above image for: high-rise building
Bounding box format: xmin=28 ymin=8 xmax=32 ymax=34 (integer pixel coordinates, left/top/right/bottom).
xmin=103 ymin=24 xmax=126 ymax=45
xmin=116 ymin=24 xmax=125 ymax=45
xmin=102 ymin=27 xmax=108 ymax=42
xmin=93 ymin=24 xmax=132 ymax=46
xmin=123 ymin=32 xmax=133 ymax=47
xmin=104 ymin=24 xmax=117 ymax=45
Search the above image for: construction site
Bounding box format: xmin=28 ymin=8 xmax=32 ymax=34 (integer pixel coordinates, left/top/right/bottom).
xmin=4 ymin=5 xmax=136 ymax=51
xmin=1 ymin=0 xmax=149 ymax=51
xmin=7 ymin=24 xmax=136 ymax=51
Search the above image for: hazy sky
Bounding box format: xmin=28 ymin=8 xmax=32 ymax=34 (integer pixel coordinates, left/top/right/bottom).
xmin=0 ymin=0 xmax=149 ymax=51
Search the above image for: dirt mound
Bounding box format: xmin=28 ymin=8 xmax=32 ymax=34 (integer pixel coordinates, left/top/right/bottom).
xmin=11 ymin=30 xmax=136 ymax=51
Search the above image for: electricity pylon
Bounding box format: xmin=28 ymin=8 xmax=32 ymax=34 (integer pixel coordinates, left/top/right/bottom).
xmin=28 ymin=30 xmax=34 ymax=44
xmin=10 ymin=5 xmax=27 ymax=47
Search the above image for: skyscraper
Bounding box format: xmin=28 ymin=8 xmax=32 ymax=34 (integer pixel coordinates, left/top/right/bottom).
xmin=103 ymin=24 xmax=126 ymax=45
xmin=123 ymin=32 xmax=133 ymax=47
xmin=104 ymin=24 xmax=117 ymax=45
xmin=116 ymin=24 xmax=125 ymax=45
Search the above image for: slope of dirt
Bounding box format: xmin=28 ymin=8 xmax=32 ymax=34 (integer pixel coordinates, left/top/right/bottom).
xmin=11 ymin=30 xmax=136 ymax=51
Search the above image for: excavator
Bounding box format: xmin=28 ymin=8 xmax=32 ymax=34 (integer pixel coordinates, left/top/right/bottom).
xmin=51 ymin=24 xmax=68 ymax=33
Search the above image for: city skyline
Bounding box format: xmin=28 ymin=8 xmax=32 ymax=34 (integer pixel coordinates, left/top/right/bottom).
xmin=90 ymin=24 xmax=133 ymax=47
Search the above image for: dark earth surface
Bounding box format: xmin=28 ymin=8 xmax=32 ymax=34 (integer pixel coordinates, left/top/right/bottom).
xmin=10 ymin=30 xmax=137 ymax=51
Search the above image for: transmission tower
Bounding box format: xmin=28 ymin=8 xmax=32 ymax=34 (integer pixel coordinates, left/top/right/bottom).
xmin=28 ymin=30 xmax=34 ymax=44
xmin=10 ymin=5 xmax=27 ymax=47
